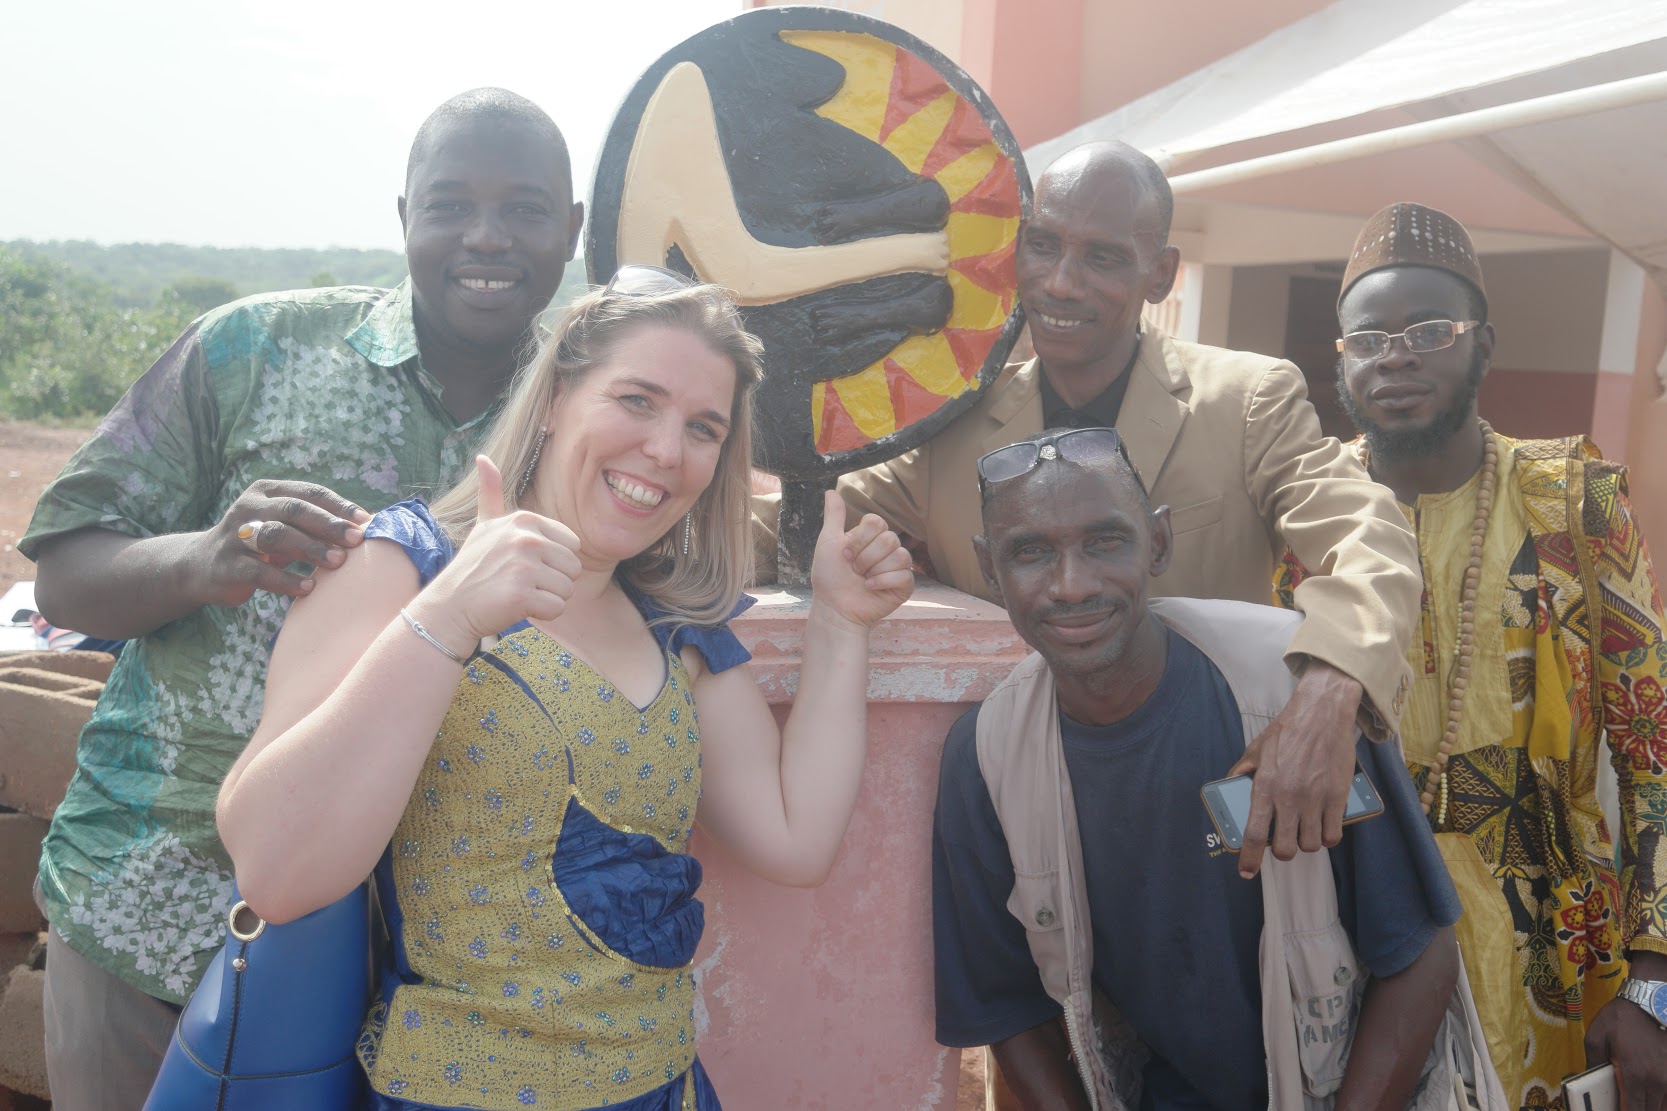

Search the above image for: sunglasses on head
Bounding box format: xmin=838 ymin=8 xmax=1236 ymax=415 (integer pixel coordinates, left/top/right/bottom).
xmin=976 ymin=427 xmax=1146 ymax=496
xmin=602 ymin=263 xmax=699 ymax=298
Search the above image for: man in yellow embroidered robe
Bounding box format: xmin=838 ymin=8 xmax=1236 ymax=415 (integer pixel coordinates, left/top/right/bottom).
xmin=1284 ymin=202 xmax=1667 ymax=1109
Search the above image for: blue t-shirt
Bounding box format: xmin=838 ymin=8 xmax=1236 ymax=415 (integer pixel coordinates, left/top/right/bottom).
xmin=932 ymin=628 xmax=1461 ymax=1111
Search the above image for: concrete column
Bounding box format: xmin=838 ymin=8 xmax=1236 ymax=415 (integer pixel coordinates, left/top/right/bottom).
xmin=1593 ymin=250 xmax=1646 ymax=461
xmin=693 ymin=583 xmax=1027 ymax=1109
xmin=1625 ymin=284 xmax=1667 ymax=569
xmin=1178 ymin=263 xmax=1233 ymax=347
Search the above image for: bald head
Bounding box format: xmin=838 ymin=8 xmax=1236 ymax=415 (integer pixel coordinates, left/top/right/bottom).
xmin=406 ymin=88 xmax=572 ymax=197
xmin=1017 ymin=141 xmax=1179 ymax=381
xmin=1038 ymin=141 xmax=1173 ymax=246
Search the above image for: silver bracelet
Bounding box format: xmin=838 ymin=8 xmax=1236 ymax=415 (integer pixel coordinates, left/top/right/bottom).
xmin=399 ymin=608 xmax=468 ymax=664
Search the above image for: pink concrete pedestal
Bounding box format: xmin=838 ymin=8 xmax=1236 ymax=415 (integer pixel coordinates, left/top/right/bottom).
xmin=690 ymin=582 xmax=1026 ymax=1109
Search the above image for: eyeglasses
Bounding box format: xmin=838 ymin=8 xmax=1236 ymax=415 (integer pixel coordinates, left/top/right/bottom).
xmin=977 ymin=427 xmax=1145 ymax=496
xmin=1336 ymin=319 xmax=1479 ymax=362
xmin=602 ymin=263 xmax=698 ymax=297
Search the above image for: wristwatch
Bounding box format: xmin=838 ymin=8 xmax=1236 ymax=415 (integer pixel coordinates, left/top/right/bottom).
xmin=1621 ymin=978 xmax=1667 ymax=1028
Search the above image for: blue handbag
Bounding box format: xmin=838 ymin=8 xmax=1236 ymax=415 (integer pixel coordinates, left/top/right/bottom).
xmin=143 ymin=884 xmax=371 ymax=1111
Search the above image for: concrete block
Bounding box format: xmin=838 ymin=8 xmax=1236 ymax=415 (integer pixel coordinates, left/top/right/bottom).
xmin=0 ymin=669 xmax=97 ymax=818
xmin=0 ymin=664 xmax=104 ymax=698
xmin=0 ymin=817 xmax=47 ymax=934
xmin=0 ymin=967 xmax=48 ymax=1100
xmin=0 ymin=649 xmax=114 ymax=684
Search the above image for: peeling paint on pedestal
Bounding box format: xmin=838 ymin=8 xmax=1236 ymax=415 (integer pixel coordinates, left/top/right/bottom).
xmin=690 ymin=924 xmax=729 ymax=1041
xmin=919 ymin=1046 xmax=956 ymax=1111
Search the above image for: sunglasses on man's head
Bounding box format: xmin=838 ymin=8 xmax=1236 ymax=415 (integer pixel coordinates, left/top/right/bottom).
xmin=602 ymin=263 xmax=699 ymax=298
xmin=976 ymin=427 xmax=1145 ymax=496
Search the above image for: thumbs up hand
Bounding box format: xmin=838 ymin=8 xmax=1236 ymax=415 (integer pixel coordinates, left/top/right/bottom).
xmin=407 ymin=455 xmax=585 ymax=652
xmin=808 ymin=489 xmax=913 ymax=632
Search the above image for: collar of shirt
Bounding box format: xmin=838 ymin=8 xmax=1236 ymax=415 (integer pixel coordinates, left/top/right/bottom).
xmin=1038 ymin=336 xmax=1142 ymax=430
xmin=344 ymin=278 xmax=419 ymax=368
xmin=343 ymin=279 xmax=474 ymax=416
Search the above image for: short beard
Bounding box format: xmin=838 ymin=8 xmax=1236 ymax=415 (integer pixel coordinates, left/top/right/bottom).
xmin=1335 ymin=347 xmax=1486 ymax=463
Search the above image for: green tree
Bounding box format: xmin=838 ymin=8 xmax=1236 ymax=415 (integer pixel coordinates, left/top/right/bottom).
xmin=4 ymin=239 xmax=406 ymax=303
xmin=162 ymin=275 xmax=240 ymax=314
xmin=0 ymin=246 xmax=193 ymax=421
xmin=309 ymin=270 xmax=339 ymax=288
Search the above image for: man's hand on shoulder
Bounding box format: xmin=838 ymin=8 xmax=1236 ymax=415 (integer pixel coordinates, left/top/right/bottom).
xmin=1227 ymin=659 xmax=1362 ymax=879
xmin=190 ymin=479 xmax=372 ymax=607
xmin=34 ymin=479 xmax=372 ymax=641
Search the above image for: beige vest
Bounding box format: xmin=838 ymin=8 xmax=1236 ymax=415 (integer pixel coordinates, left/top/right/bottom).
xmin=973 ymin=597 xmax=1503 ymax=1110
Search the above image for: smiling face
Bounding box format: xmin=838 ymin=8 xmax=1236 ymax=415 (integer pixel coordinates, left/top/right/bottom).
xmin=976 ymin=459 xmax=1171 ymax=681
xmin=1016 ymin=157 xmax=1178 ymax=381
xmin=534 ymin=323 xmax=739 ymax=567
xmin=400 ymin=117 xmax=583 ymax=374
xmin=1336 ymin=266 xmax=1493 ymax=460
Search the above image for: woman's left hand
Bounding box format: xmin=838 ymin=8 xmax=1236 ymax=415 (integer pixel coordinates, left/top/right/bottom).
xmin=809 ymin=489 xmax=914 ymax=631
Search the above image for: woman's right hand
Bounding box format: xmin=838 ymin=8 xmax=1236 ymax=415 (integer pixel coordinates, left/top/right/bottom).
xmin=406 ymin=455 xmax=583 ymax=653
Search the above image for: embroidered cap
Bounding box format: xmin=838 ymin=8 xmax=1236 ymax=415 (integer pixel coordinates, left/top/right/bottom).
xmin=1338 ymin=202 xmax=1486 ymax=316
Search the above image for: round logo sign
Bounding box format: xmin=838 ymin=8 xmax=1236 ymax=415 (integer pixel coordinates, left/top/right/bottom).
xmin=588 ymin=6 xmax=1030 ymax=480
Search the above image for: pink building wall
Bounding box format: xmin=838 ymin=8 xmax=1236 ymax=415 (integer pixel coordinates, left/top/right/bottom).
xmin=1074 ymin=0 xmax=1332 ymax=123
xmin=1478 ymin=369 xmax=1597 ymax=442
xmin=960 ymin=0 xmax=1083 ymax=147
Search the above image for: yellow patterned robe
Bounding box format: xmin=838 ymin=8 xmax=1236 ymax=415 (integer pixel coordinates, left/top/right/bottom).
xmin=1278 ymin=435 xmax=1667 ymax=1110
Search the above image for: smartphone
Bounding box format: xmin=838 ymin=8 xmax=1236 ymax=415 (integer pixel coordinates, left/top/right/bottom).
xmin=1562 ymin=1063 xmax=1617 ymax=1111
xmin=1201 ymin=766 xmax=1384 ymax=852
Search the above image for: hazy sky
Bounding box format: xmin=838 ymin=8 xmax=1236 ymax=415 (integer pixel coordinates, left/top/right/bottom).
xmin=4 ymin=0 xmax=740 ymax=250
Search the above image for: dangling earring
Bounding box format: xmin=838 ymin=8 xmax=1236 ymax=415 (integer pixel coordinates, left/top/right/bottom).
xmin=517 ymin=428 xmax=547 ymax=498
xmin=681 ymin=512 xmax=692 ymax=558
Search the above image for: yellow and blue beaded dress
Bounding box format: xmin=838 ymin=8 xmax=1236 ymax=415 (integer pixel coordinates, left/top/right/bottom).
xmin=357 ymin=501 xmax=746 ymax=1111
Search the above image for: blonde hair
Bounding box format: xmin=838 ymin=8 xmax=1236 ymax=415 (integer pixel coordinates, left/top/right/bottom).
xmin=428 ymin=282 xmax=764 ymax=628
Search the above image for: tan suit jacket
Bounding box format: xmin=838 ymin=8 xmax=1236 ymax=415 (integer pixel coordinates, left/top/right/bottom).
xmin=756 ymin=328 xmax=1418 ymax=726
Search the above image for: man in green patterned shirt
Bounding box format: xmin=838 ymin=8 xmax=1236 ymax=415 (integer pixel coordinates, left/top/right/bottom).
xmin=21 ymin=87 xmax=583 ymax=1108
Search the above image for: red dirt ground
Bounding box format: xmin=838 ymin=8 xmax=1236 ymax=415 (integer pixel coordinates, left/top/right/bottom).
xmin=0 ymin=422 xmax=93 ymax=596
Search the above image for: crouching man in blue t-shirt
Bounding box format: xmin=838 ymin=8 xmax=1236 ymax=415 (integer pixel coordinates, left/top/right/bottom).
xmin=932 ymin=427 xmax=1505 ymax=1110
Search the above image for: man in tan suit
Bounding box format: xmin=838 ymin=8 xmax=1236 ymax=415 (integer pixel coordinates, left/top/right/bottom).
xmin=760 ymin=140 xmax=1420 ymax=876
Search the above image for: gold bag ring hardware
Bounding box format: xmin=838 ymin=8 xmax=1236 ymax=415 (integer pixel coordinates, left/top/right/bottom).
xmin=228 ymin=897 xmax=267 ymax=963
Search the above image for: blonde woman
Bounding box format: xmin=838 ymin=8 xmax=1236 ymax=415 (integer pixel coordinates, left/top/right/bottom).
xmin=216 ymin=269 xmax=913 ymax=1110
